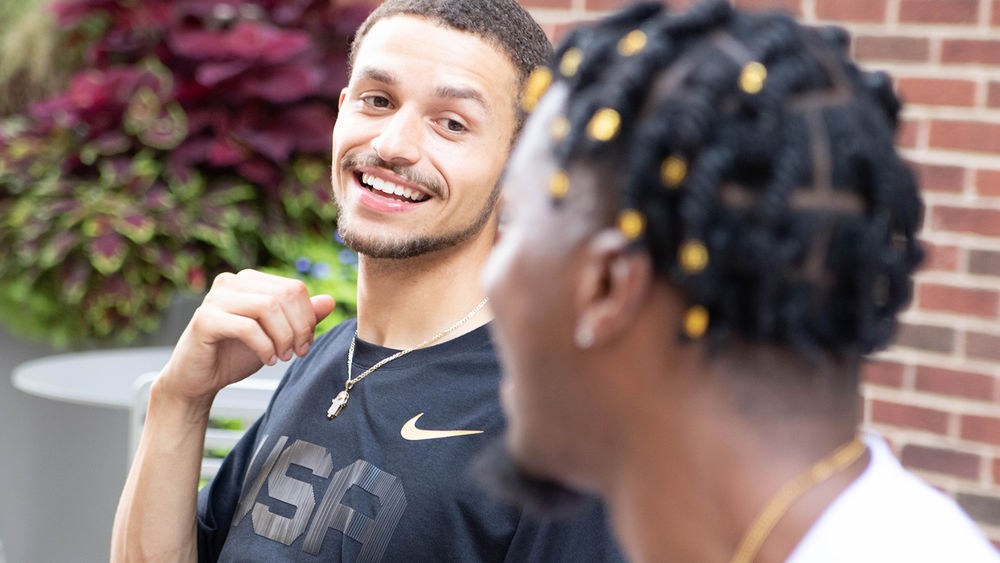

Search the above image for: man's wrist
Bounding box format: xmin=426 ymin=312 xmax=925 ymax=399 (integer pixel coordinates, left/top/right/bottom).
xmin=149 ymin=374 xmax=215 ymax=422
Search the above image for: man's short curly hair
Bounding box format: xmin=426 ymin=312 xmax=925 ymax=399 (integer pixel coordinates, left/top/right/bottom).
xmin=535 ymin=1 xmax=923 ymax=360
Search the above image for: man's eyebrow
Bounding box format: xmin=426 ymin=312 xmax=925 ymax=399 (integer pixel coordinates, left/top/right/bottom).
xmin=434 ymin=85 xmax=489 ymax=111
xmin=358 ymin=67 xmax=396 ymax=85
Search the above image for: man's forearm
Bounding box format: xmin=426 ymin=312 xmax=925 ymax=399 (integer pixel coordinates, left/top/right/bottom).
xmin=111 ymin=378 xmax=214 ymax=563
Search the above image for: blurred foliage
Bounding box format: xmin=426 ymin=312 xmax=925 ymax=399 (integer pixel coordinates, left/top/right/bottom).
xmin=260 ymin=233 xmax=359 ymax=336
xmin=0 ymin=1 xmax=75 ymax=115
xmin=0 ymin=0 xmax=370 ymax=347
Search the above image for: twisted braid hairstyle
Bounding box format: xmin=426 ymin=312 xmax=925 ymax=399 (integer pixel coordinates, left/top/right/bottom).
xmin=529 ymin=1 xmax=923 ymax=360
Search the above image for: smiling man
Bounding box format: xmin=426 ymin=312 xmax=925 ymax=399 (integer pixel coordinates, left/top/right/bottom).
xmin=111 ymin=1 xmax=623 ymax=561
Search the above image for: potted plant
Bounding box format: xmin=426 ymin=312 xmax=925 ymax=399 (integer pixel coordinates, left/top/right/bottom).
xmin=0 ymin=0 xmax=368 ymax=347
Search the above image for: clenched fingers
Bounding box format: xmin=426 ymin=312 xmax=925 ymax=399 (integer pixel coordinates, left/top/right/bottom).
xmin=206 ymin=270 xmax=321 ymax=361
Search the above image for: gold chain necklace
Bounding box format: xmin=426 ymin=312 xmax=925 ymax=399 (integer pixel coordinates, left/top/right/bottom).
xmin=326 ymin=297 xmax=490 ymax=419
xmin=729 ymin=436 xmax=867 ymax=563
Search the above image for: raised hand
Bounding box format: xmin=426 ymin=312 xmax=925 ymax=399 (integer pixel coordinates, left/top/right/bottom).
xmin=157 ymin=269 xmax=336 ymax=403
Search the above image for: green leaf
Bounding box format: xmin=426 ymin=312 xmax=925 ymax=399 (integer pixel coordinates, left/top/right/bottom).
xmin=37 ymin=231 xmax=80 ymax=269
xmin=124 ymin=86 xmax=162 ymax=136
xmin=86 ymin=232 xmax=128 ymax=275
xmin=204 ymin=182 xmax=255 ymax=206
xmin=114 ymin=212 xmax=155 ymax=244
xmin=139 ymin=103 xmax=188 ymax=150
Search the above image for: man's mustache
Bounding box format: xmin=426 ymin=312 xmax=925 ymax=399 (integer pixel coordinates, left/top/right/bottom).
xmin=340 ymin=152 xmax=445 ymax=199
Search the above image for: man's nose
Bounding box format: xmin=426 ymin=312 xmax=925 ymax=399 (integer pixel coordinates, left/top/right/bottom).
xmin=371 ymin=108 xmax=422 ymax=164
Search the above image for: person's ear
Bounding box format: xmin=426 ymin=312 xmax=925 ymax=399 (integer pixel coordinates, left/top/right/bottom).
xmin=573 ymin=228 xmax=653 ymax=349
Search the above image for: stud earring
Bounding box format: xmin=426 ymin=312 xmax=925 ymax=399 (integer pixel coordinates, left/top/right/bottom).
xmin=575 ymin=324 xmax=595 ymax=349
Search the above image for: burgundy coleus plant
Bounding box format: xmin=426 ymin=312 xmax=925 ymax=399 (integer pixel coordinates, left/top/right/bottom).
xmin=0 ymin=0 xmax=372 ymax=346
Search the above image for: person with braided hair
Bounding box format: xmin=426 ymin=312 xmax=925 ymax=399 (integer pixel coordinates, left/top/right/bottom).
xmin=480 ymin=1 xmax=1000 ymax=561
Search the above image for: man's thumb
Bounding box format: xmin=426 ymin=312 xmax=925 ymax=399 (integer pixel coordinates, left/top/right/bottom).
xmin=310 ymin=294 xmax=336 ymax=322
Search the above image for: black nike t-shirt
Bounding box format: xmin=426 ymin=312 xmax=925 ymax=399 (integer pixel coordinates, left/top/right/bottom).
xmin=197 ymin=319 xmax=624 ymax=562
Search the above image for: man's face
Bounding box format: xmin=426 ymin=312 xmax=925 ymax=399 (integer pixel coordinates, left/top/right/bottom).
xmin=482 ymin=84 xmax=599 ymax=490
xmin=332 ymin=15 xmax=520 ymax=259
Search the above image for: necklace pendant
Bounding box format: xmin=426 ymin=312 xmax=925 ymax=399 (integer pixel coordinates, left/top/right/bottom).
xmin=327 ymin=390 xmax=350 ymax=419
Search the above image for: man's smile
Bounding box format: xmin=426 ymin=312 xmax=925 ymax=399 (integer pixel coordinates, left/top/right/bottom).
xmin=356 ymin=171 xmax=431 ymax=202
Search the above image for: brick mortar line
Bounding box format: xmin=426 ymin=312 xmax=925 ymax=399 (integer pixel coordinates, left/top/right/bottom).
xmin=901 ymin=148 xmax=1000 ymax=170
xmin=889 ymin=67 xmax=1000 ymax=82
xmin=896 ymin=308 xmax=1000 ymax=339
xmin=871 ymin=348 xmax=1000 ymax=379
xmin=869 ymin=62 xmax=1000 ymax=79
xmin=980 ymin=0 xmax=995 ymax=32
xmin=893 ymin=306 xmax=1000 ymax=332
xmin=921 ymin=197 xmax=1000 ymax=214
xmin=863 ymin=379 xmax=1000 ymax=411
xmin=801 ymin=0 xmax=816 ymax=21
xmin=864 ymin=423 xmax=1000 ymax=462
xmin=886 ymin=0 xmax=901 ymax=28
xmin=976 ymin=78 xmax=989 ymax=108
xmin=526 ymin=10 xmax=591 ymax=24
xmin=902 ymin=106 xmax=1000 ymax=122
xmin=862 ymin=420 xmax=1000 ymax=459
xmin=889 ymin=311 xmax=1000 ymax=342
xmin=916 ymin=231 xmax=1000 ymax=249
xmin=871 ymin=345 xmax=1000 ymax=377
xmin=915 ymin=271 xmax=1000 ymax=288
xmin=820 ymin=21 xmax=1000 ymax=37
xmin=919 ymin=192 xmax=1000 ymax=209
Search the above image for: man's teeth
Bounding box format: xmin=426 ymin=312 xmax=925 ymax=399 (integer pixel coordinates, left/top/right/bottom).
xmin=361 ymin=173 xmax=426 ymax=202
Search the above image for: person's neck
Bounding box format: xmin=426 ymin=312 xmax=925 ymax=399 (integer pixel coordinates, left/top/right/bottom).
xmin=602 ymin=369 xmax=866 ymax=563
xmin=354 ymin=231 xmax=495 ymax=349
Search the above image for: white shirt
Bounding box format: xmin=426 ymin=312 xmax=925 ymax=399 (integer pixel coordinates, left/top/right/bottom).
xmin=787 ymin=433 xmax=999 ymax=562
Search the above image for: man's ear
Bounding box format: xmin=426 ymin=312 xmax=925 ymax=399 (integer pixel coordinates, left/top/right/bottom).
xmin=574 ymin=228 xmax=654 ymax=348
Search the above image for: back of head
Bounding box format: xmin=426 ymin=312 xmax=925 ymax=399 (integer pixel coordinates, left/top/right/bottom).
xmin=528 ymin=1 xmax=923 ymax=364
xmin=352 ymin=0 xmax=552 ymax=90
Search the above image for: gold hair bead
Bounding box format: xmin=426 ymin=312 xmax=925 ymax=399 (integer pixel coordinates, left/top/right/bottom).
xmin=618 ymin=29 xmax=647 ymax=56
xmin=550 ymin=116 xmax=570 ymax=141
xmin=660 ymin=155 xmax=687 ymax=188
xmin=679 ymin=239 xmax=709 ymax=273
xmin=549 ymin=170 xmax=570 ymax=200
xmin=522 ymin=67 xmax=553 ymax=112
xmin=559 ymin=47 xmax=584 ymax=77
xmin=617 ymin=209 xmax=645 ymax=241
xmin=683 ymin=305 xmax=710 ymax=339
xmin=739 ymin=61 xmax=767 ymax=94
xmin=587 ymin=108 xmax=621 ymax=141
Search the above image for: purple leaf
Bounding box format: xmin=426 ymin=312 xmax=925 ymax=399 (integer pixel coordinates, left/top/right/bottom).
xmin=87 ymin=232 xmax=128 ymax=275
xmin=169 ymin=137 xmax=212 ymax=166
xmin=236 ymin=159 xmax=279 ymax=185
xmin=168 ymin=28 xmax=231 ymax=59
xmin=243 ymin=63 xmax=321 ymax=103
xmin=236 ymin=126 xmax=294 ymax=163
xmin=115 ymin=213 xmax=155 ymax=244
xmin=283 ymin=103 xmax=335 ymax=152
xmin=333 ymin=4 xmax=375 ymax=36
xmin=195 ymin=60 xmax=252 ymax=87
xmin=64 ymin=259 xmax=92 ymax=305
xmin=227 ymin=22 xmax=311 ymax=63
xmin=208 ymin=138 xmax=245 ymax=166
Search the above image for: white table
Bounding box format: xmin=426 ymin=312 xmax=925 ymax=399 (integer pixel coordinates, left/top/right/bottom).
xmin=12 ymin=346 xmax=288 ymax=409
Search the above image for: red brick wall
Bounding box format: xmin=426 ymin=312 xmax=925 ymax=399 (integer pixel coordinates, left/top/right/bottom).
xmin=519 ymin=0 xmax=1000 ymax=544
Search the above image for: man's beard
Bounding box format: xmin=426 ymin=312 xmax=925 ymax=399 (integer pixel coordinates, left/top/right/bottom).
xmin=335 ymin=152 xmax=500 ymax=259
xmin=469 ymin=438 xmax=596 ymax=520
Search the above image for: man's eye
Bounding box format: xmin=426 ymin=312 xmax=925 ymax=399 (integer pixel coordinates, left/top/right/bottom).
xmin=445 ymin=119 xmax=466 ymax=133
xmin=365 ymin=95 xmax=391 ymax=109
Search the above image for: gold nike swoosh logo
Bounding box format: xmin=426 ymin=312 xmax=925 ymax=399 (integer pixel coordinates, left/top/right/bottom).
xmin=400 ymin=413 xmax=484 ymax=441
